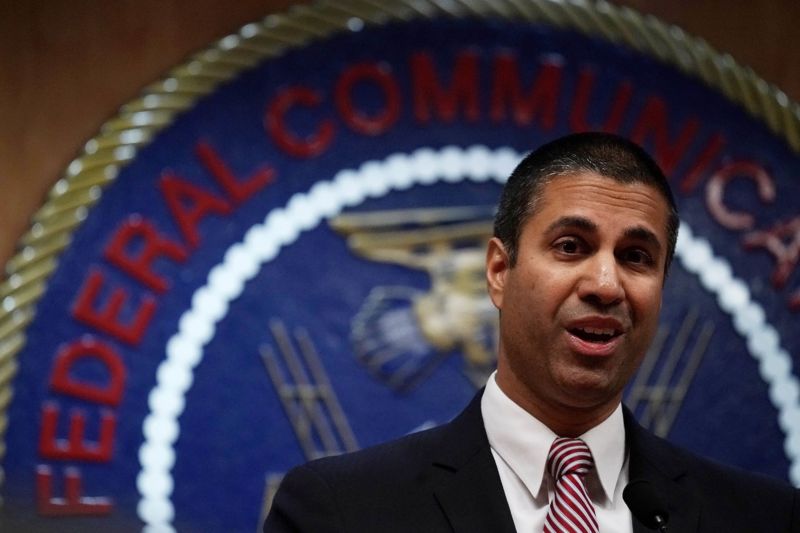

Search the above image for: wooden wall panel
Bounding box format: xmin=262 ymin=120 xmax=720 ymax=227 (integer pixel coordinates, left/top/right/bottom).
xmin=0 ymin=0 xmax=306 ymax=272
xmin=612 ymin=0 xmax=800 ymax=100
xmin=0 ymin=0 xmax=796 ymax=273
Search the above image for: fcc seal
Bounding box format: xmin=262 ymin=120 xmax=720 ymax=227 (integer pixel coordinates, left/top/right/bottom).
xmin=2 ymin=1 xmax=800 ymax=531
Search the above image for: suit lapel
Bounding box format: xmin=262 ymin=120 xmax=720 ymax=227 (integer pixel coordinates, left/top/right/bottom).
xmin=429 ymin=392 xmax=516 ymax=533
xmin=625 ymin=407 xmax=701 ymax=532
xmin=430 ymin=397 xmax=703 ymax=532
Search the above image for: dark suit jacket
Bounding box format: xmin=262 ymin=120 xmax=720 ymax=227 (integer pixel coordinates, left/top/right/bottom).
xmin=264 ymin=392 xmax=800 ymax=532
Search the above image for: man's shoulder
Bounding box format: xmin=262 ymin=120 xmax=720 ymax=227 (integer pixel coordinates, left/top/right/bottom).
xmin=633 ymin=419 xmax=794 ymax=493
xmin=298 ymin=421 xmax=451 ymax=481
xmin=265 ymin=393 xmax=508 ymax=532
xmin=308 ymin=391 xmax=485 ymax=474
xmin=666 ymin=436 xmax=795 ymax=495
xmin=267 ymin=412 xmax=469 ymax=530
xmin=625 ymin=411 xmax=799 ymax=530
xmin=264 ymin=423 xmax=457 ymax=533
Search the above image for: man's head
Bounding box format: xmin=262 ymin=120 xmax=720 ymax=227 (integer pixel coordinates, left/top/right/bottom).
xmin=486 ymin=132 xmax=677 ymax=436
xmin=494 ymin=132 xmax=678 ymax=271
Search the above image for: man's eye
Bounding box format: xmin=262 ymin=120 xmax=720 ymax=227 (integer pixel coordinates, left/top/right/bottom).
xmin=555 ymin=239 xmax=581 ymax=254
xmin=624 ymin=249 xmax=653 ymax=265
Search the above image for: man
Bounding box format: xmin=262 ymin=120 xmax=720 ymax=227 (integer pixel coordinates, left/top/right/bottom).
xmin=265 ymin=133 xmax=800 ymax=532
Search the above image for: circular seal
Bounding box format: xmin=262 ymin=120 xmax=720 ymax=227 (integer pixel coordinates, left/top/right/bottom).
xmin=2 ymin=1 xmax=800 ymax=531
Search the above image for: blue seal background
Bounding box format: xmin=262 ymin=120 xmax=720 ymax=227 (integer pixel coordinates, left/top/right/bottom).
xmin=4 ymin=16 xmax=800 ymax=532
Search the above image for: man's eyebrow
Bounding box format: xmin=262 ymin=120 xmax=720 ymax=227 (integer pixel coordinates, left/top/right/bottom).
xmin=624 ymin=226 xmax=663 ymax=252
xmin=545 ymin=216 xmax=597 ymax=234
xmin=545 ymin=217 xmax=663 ymax=251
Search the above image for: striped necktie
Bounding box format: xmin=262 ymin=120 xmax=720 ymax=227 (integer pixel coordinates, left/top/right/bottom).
xmin=543 ymin=437 xmax=599 ymax=533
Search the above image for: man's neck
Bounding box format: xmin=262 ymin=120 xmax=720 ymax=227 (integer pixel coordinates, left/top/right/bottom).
xmin=495 ymin=372 xmax=621 ymax=437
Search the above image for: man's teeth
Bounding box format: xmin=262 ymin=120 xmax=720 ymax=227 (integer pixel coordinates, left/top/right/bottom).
xmin=571 ymin=327 xmax=619 ymax=343
xmin=579 ymin=327 xmax=615 ymax=336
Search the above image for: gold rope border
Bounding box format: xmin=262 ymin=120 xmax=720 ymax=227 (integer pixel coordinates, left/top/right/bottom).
xmin=1 ymin=0 xmax=798 ymax=500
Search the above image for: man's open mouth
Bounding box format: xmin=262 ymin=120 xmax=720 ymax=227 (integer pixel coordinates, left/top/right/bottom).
xmin=568 ymin=326 xmax=621 ymax=343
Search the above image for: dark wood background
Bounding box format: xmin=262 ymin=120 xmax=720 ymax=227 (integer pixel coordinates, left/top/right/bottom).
xmin=1 ymin=0 xmax=798 ymax=273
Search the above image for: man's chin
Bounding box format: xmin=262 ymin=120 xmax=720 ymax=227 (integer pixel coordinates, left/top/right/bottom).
xmin=555 ymin=374 xmax=623 ymax=410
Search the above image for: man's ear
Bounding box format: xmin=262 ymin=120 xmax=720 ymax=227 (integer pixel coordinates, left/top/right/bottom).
xmin=486 ymin=237 xmax=511 ymax=310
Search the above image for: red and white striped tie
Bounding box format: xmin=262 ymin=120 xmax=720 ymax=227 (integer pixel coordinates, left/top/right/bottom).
xmin=543 ymin=437 xmax=599 ymax=533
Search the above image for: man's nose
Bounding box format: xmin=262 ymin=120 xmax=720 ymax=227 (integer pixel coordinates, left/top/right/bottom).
xmin=577 ymin=253 xmax=624 ymax=306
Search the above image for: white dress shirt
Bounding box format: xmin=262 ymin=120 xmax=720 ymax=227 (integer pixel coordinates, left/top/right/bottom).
xmin=481 ymin=372 xmax=633 ymax=532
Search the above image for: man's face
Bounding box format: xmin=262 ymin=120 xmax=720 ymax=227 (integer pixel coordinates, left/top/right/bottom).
xmin=486 ymin=172 xmax=669 ymax=429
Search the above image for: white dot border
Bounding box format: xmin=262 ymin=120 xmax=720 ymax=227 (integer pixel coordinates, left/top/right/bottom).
xmin=136 ymin=145 xmax=800 ymax=530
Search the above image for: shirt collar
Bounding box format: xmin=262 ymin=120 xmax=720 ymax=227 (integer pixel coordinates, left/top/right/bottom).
xmin=481 ymin=372 xmax=626 ymax=504
xmin=580 ymin=401 xmax=627 ymax=504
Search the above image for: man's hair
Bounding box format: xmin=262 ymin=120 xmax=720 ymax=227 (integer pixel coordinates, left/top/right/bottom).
xmin=493 ymin=132 xmax=679 ymax=270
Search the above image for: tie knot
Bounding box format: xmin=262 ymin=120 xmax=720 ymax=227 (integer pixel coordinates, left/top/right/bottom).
xmin=547 ymin=437 xmax=594 ymax=480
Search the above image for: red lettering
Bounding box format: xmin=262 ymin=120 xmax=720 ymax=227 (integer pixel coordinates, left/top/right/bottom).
xmin=742 ymin=217 xmax=800 ymax=304
xmin=72 ymin=268 xmax=156 ymax=345
xmin=39 ymin=403 xmax=115 ymax=461
xmin=160 ymin=173 xmax=232 ymax=249
xmin=51 ymin=337 xmax=126 ymax=406
xmin=569 ymin=67 xmax=632 ymax=133
xmin=195 ymin=141 xmax=275 ymax=205
xmin=335 ymin=63 xmax=401 ymax=135
xmin=490 ymin=54 xmax=562 ymax=128
xmin=630 ymin=96 xmax=700 ymax=175
xmin=411 ymin=51 xmax=480 ymax=123
xmin=266 ymin=87 xmax=335 ymax=158
xmin=706 ymin=160 xmax=775 ymax=230
xmin=104 ymin=215 xmax=188 ymax=293
xmin=679 ymin=133 xmax=726 ymax=194
xmin=36 ymin=465 xmax=113 ymax=516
